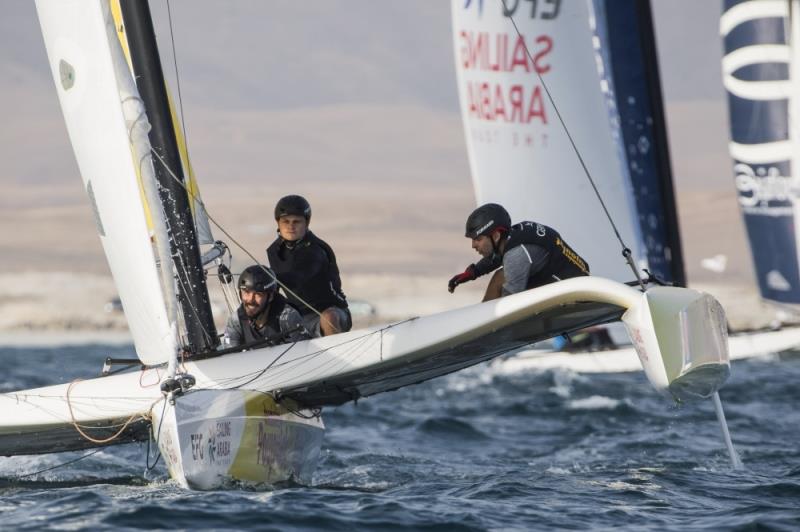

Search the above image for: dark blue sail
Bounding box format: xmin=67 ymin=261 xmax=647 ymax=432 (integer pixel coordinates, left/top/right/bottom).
xmin=721 ymin=0 xmax=800 ymax=304
xmin=592 ymin=0 xmax=685 ymax=286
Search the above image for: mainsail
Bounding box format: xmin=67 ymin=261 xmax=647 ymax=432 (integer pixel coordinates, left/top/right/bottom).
xmin=450 ymin=0 xmax=683 ymax=284
xmin=36 ymin=0 xmax=178 ymax=364
xmin=721 ymin=0 xmax=800 ymax=305
xmin=109 ymin=2 xmax=214 ymax=246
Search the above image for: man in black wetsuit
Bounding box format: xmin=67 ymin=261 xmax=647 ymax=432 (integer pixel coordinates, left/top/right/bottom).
xmin=223 ymin=265 xmax=309 ymax=347
xmin=447 ymin=203 xmax=590 ymax=301
xmin=267 ymin=195 xmax=351 ymax=337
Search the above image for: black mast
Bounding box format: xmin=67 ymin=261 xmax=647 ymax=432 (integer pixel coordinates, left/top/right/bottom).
xmin=119 ymin=0 xmax=218 ymax=352
xmin=601 ymin=0 xmax=686 ymax=287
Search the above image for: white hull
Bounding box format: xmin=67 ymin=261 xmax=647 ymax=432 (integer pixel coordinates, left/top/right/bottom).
xmin=0 ymin=277 xmax=639 ymax=448
xmin=152 ymin=390 xmax=324 ymax=489
xmin=491 ymin=326 xmax=800 ymax=375
xmin=0 ymin=279 xmax=731 ymax=487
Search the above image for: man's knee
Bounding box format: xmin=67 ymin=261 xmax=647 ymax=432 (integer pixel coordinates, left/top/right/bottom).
xmin=321 ymin=308 xmax=341 ymax=328
xmin=320 ymin=307 xmax=351 ymax=335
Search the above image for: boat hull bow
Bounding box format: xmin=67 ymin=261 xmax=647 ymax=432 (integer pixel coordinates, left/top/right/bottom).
xmin=151 ymin=389 xmax=324 ymax=490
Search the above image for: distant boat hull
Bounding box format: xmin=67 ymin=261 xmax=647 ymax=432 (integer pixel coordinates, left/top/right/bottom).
xmin=151 ymin=390 xmax=324 ymax=490
xmin=491 ymin=326 xmax=800 ymax=375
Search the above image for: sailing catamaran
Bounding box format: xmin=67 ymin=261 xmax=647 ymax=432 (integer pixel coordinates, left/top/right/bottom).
xmin=0 ymin=0 xmax=732 ymax=489
xmin=450 ymin=0 xmax=800 ymax=374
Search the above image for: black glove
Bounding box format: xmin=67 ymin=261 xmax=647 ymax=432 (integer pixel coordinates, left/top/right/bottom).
xmin=448 ymin=264 xmax=477 ymax=293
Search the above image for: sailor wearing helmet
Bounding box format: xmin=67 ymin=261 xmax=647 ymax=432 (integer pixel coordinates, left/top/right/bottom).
xmin=267 ymin=195 xmax=351 ymax=337
xmin=223 ymin=264 xmax=310 ymax=347
xmin=448 ymin=203 xmax=590 ymax=300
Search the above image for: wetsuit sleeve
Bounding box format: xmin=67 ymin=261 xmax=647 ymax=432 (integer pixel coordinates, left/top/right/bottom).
xmin=502 ymin=244 xmax=549 ymax=295
xmin=223 ymin=311 xmax=243 ymax=347
xmin=280 ymin=306 xmax=312 ymax=342
xmin=473 ymin=253 xmax=503 ymax=277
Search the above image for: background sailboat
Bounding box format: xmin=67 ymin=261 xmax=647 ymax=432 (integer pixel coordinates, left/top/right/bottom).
xmin=450 ymin=0 xmax=800 ymax=373
xmin=451 ymin=0 xmax=682 ymax=285
xmin=721 ymin=0 xmax=800 ymax=308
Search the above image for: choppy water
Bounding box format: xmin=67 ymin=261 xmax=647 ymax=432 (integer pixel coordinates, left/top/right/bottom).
xmin=1 ymin=343 xmax=799 ymax=530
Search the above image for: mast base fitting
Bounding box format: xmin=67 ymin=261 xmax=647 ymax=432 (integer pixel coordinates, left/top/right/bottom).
xmin=160 ymin=373 xmax=196 ymax=400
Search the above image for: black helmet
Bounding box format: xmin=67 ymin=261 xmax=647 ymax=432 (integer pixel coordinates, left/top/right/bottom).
xmin=238 ymin=265 xmax=277 ymax=293
xmin=274 ymin=195 xmax=311 ymax=221
xmin=465 ymin=203 xmax=511 ymax=239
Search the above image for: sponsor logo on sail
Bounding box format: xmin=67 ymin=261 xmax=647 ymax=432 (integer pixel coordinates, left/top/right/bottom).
xmin=463 ymin=0 xmax=484 ymax=16
xmin=59 ymin=60 xmax=75 ymax=90
xmin=734 ymin=163 xmax=796 ymax=216
xmin=463 ymin=0 xmax=562 ymax=20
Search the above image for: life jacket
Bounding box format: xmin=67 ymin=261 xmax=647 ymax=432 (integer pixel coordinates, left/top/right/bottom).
xmin=504 ymin=221 xmax=590 ymax=288
xmin=266 ymin=231 xmax=348 ymax=315
xmin=473 ymin=221 xmax=590 ymax=289
xmin=237 ymin=293 xmax=291 ymax=343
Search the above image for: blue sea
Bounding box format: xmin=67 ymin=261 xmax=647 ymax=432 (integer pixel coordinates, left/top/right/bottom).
xmin=0 ymin=343 xmax=798 ymax=531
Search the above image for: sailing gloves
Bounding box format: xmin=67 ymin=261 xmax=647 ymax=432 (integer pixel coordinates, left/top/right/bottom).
xmin=448 ymin=264 xmax=478 ymax=293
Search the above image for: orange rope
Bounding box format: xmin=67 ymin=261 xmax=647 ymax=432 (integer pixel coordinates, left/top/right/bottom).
xmin=66 ymin=379 xmax=153 ymax=445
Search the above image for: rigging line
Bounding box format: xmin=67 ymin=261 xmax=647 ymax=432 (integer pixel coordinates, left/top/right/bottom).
xmin=499 ymin=0 xmax=645 ymax=286
xmin=125 ymin=102 xmax=215 ymax=345
xmin=165 ymin=0 xmax=191 ymax=168
xmin=66 ymin=380 xmax=152 ymax=445
xmin=202 ymin=320 xmax=396 ymax=390
xmin=147 ymin=148 xmax=330 ymax=322
xmin=126 ymin=91 xmax=327 ymax=325
xmin=229 ymin=342 xmax=297 ymax=390
xmin=263 ymin=331 xmax=377 ymax=387
xmin=171 ymin=251 xmax=216 ymax=346
xmin=257 ymin=336 xmax=369 ymax=390
xmin=240 ymin=318 xmax=417 ymax=390
xmin=196 ymin=345 xmax=301 ymax=390
xmin=145 ymin=398 xmax=168 ymax=472
xmin=11 ymin=448 xmax=103 ymax=480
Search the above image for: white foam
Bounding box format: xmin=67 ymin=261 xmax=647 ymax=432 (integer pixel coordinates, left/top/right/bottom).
xmin=567 ymin=395 xmax=621 ymax=410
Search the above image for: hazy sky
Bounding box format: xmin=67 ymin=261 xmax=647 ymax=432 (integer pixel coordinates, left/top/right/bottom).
xmin=0 ymin=0 xmax=731 ymax=185
xmin=0 ymin=1 xmax=748 ymax=282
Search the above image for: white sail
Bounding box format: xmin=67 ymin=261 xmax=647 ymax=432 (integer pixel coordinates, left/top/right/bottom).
xmin=36 ymin=0 xmax=178 ymax=365
xmin=451 ymin=1 xmax=645 ymax=281
xmin=106 ymin=2 xmax=214 ymax=247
